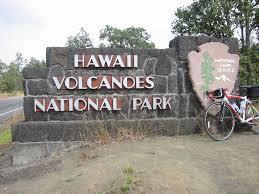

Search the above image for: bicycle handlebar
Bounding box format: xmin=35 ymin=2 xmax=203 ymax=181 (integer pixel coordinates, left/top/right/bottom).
xmin=205 ymin=88 xmax=226 ymax=100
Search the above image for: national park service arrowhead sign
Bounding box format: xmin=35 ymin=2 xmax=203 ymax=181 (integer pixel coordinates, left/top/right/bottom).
xmin=188 ymin=42 xmax=239 ymax=108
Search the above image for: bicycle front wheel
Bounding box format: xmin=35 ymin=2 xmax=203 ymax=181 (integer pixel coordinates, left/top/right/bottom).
xmin=205 ymin=102 xmax=235 ymax=141
xmin=246 ymin=100 xmax=259 ymax=134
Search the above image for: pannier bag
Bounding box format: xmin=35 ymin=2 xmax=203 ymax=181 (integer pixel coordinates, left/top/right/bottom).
xmin=240 ymin=85 xmax=259 ymax=98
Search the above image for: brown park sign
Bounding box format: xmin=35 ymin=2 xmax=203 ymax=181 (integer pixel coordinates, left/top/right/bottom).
xmin=188 ymin=42 xmax=239 ymax=108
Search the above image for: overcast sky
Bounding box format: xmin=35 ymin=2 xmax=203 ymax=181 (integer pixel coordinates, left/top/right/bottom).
xmin=0 ymin=0 xmax=193 ymax=63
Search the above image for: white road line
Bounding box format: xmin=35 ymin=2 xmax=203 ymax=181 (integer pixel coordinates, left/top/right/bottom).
xmin=0 ymin=107 xmax=23 ymax=117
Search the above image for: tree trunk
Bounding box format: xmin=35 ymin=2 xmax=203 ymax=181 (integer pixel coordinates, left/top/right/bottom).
xmin=240 ymin=26 xmax=245 ymax=50
xmin=244 ymin=0 xmax=252 ymax=49
xmin=245 ymin=26 xmax=251 ymax=49
xmin=246 ymin=62 xmax=251 ymax=85
xmin=223 ymin=1 xmax=232 ymax=37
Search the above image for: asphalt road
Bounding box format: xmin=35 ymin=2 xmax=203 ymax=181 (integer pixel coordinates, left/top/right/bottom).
xmin=0 ymin=97 xmax=23 ymax=123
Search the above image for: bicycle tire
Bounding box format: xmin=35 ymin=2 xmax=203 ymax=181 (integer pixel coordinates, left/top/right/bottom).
xmin=205 ymin=101 xmax=235 ymax=141
xmin=246 ymin=101 xmax=259 ymax=134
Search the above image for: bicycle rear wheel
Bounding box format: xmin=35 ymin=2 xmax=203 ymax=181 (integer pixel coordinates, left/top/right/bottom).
xmin=246 ymin=100 xmax=259 ymax=134
xmin=205 ymin=102 xmax=235 ymax=141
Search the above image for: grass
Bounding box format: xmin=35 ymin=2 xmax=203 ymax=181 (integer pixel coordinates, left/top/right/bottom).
xmin=0 ymin=129 xmax=12 ymax=145
xmin=0 ymin=91 xmax=23 ymax=99
xmin=120 ymin=168 xmax=140 ymax=192
xmin=0 ymin=111 xmax=24 ymax=148
xmin=80 ymin=116 xmax=148 ymax=148
xmin=109 ymin=166 xmax=141 ymax=193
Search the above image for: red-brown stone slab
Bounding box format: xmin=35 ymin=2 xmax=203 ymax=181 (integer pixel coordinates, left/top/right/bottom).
xmin=188 ymin=42 xmax=239 ymax=108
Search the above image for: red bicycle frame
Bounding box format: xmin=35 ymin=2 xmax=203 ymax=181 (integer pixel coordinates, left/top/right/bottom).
xmin=207 ymin=89 xmax=251 ymax=123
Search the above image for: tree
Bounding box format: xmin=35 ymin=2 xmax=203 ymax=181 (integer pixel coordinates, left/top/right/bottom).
xmin=234 ymin=0 xmax=258 ymax=50
xmin=26 ymin=57 xmax=46 ymax=68
xmin=0 ymin=63 xmax=22 ymax=93
xmin=99 ymin=25 xmax=155 ymax=48
xmin=239 ymin=44 xmax=259 ymax=85
xmin=0 ymin=60 xmax=6 ymax=77
xmin=171 ymin=0 xmax=258 ymax=85
xmin=201 ymin=52 xmax=215 ymax=91
xmin=172 ymin=0 xmax=235 ymax=38
xmin=0 ymin=53 xmax=24 ymax=93
xmin=14 ymin=52 xmax=24 ymax=70
xmin=66 ymin=27 xmax=93 ymax=48
xmin=0 ymin=54 xmax=48 ymax=93
xmin=171 ymin=0 xmax=258 ymax=49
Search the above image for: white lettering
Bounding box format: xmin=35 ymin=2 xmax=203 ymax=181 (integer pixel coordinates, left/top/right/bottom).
xmin=74 ymin=98 xmax=87 ymax=111
xmin=127 ymin=55 xmax=131 ymax=67
xmin=111 ymin=77 xmax=123 ymax=89
xmin=53 ymin=77 xmax=65 ymax=89
xmin=152 ymin=97 xmax=162 ymax=109
xmin=69 ymin=98 xmax=73 ymax=111
xmin=78 ymin=76 xmax=87 ymax=89
xmin=65 ymin=77 xmax=78 ymax=89
xmin=133 ymin=55 xmax=138 ymax=67
xmin=88 ymin=98 xmax=98 ymax=110
xmin=34 ymin=99 xmax=45 ymax=112
xmin=58 ymin=98 xmax=67 ymax=111
xmin=87 ymin=55 xmax=99 ymax=67
xmin=135 ymin=76 xmax=145 ymax=89
xmin=163 ymin=97 xmax=172 ymax=109
xmin=132 ymin=98 xmax=142 ymax=110
xmin=74 ymin=55 xmax=84 ymax=67
xmin=113 ymin=98 xmax=121 ymax=110
xmin=87 ymin=76 xmax=97 ymax=89
xmin=140 ymin=98 xmax=152 ymax=110
xmin=98 ymin=55 xmax=113 ymax=67
xmin=145 ymin=77 xmax=155 ymax=89
xmin=100 ymin=98 xmax=112 ymax=110
xmin=74 ymin=55 xmax=138 ymax=68
xmin=123 ymin=76 xmax=135 ymax=89
xmin=47 ymin=99 xmax=59 ymax=111
xmin=113 ymin=55 xmax=125 ymax=67
xmin=99 ymin=77 xmax=111 ymax=89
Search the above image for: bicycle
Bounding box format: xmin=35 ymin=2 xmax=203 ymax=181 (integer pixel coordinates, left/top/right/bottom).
xmin=204 ymin=87 xmax=259 ymax=141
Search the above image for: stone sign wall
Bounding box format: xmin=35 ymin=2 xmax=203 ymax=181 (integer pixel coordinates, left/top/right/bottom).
xmin=12 ymin=36 xmax=239 ymax=142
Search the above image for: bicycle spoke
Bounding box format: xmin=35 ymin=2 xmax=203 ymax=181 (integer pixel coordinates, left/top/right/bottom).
xmin=247 ymin=102 xmax=259 ymax=134
xmin=205 ymin=102 xmax=235 ymax=141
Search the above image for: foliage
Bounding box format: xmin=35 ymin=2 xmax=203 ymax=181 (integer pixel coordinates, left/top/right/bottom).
xmin=239 ymin=44 xmax=259 ymax=85
xmin=0 ymin=53 xmax=44 ymax=93
xmin=26 ymin=57 xmax=46 ymax=68
xmin=172 ymin=0 xmax=235 ymax=38
xmin=201 ymin=52 xmax=215 ymax=91
xmin=171 ymin=0 xmax=258 ymax=49
xmin=0 ymin=64 xmax=22 ymax=93
xmin=15 ymin=52 xmax=24 ymax=70
xmin=0 ymin=60 xmax=6 ymax=77
xmin=171 ymin=0 xmax=258 ymax=85
xmin=0 ymin=53 xmax=23 ymax=93
xmin=99 ymin=25 xmax=155 ymax=48
xmin=0 ymin=112 xmax=24 ymax=146
xmin=0 ymin=129 xmax=12 ymax=145
xmin=65 ymin=27 xmax=93 ymax=48
xmin=0 ymin=52 xmax=46 ymax=93
xmin=109 ymin=166 xmax=140 ymax=193
xmin=233 ymin=0 xmax=258 ymax=49
xmin=0 ymin=63 xmax=23 ymax=93
xmin=120 ymin=166 xmax=140 ymax=192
